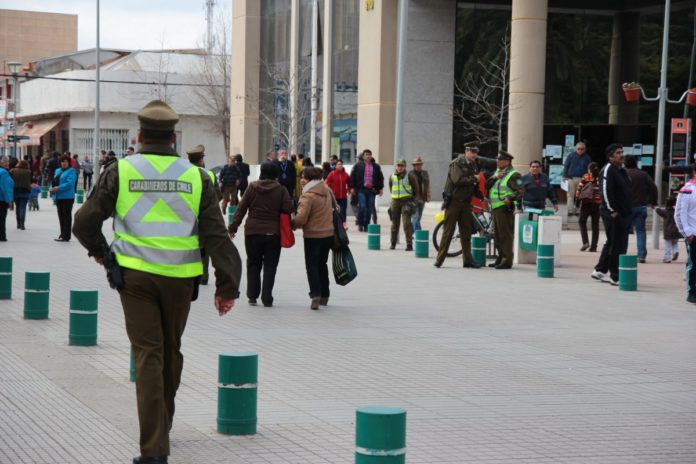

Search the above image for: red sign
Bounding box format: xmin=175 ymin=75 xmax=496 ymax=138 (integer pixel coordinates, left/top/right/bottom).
xmin=672 ymin=118 xmax=691 ymax=134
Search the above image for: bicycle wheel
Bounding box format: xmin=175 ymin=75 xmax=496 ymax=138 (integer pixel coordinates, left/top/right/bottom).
xmin=432 ymin=221 xmax=463 ymax=257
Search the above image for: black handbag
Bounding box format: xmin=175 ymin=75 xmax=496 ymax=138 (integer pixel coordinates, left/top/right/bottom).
xmin=330 ymin=193 xmax=349 ymax=250
xmin=332 ymin=245 xmax=357 ymax=286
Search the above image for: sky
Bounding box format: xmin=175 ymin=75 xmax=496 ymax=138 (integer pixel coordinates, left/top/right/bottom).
xmin=3 ymin=0 xmax=228 ymax=51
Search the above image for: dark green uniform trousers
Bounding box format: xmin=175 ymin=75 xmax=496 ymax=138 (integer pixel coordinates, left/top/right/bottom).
xmin=436 ymin=201 xmax=474 ymax=265
xmin=492 ymin=207 xmax=515 ymax=266
xmin=119 ymin=268 xmax=194 ymax=458
xmin=390 ymin=197 xmax=414 ymax=246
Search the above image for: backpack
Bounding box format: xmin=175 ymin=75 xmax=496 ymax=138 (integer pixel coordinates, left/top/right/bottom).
xmin=577 ymin=181 xmax=594 ymax=203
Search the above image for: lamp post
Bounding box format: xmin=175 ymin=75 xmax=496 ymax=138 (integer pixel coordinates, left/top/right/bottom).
xmin=7 ymin=61 xmax=21 ymax=159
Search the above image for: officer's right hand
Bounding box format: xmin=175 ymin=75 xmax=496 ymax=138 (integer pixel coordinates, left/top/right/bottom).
xmin=215 ymin=296 xmax=235 ymax=316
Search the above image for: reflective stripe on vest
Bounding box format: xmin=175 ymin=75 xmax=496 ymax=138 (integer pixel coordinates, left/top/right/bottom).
xmin=391 ymin=173 xmax=412 ymax=199
xmin=489 ymin=169 xmax=519 ymax=210
xmin=113 ymin=154 xmax=203 ymax=278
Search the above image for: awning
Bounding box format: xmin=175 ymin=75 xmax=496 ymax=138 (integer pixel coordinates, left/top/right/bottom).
xmin=15 ymin=117 xmax=64 ymax=146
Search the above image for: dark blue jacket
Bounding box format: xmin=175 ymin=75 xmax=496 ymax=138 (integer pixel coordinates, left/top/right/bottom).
xmin=563 ymin=152 xmax=591 ymax=178
xmin=521 ymin=172 xmax=557 ymax=209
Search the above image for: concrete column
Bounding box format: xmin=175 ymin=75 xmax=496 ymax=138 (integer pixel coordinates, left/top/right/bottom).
xmin=230 ymin=0 xmax=260 ymax=162
xmin=321 ymin=0 xmax=333 ymax=161
xmin=507 ymin=0 xmax=548 ymax=171
xmin=289 ymin=0 xmax=300 ymax=154
xmin=357 ymin=0 xmax=398 ymax=165
xmin=608 ymin=12 xmax=640 ymax=125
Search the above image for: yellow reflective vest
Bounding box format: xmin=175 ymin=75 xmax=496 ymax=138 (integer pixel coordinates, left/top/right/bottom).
xmin=112 ymin=154 xmax=203 ymax=278
xmin=390 ymin=173 xmax=413 ymax=199
xmin=489 ymin=169 xmax=519 ymax=210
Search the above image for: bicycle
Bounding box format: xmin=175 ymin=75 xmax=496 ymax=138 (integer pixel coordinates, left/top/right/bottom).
xmin=432 ymin=200 xmax=495 ymax=258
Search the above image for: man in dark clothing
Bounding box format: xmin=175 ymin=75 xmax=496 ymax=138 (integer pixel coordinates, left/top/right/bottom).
xmin=234 ymin=154 xmax=250 ymax=199
xmin=562 ymin=142 xmax=591 ymax=216
xmin=624 ymin=156 xmax=657 ymax=263
xmin=219 ymin=156 xmax=241 ymax=214
xmin=275 ymin=149 xmax=296 ymax=198
xmin=349 ymin=149 xmax=384 ymax=232
xmin=592 ymin=144 xmax=633 ymax=286
xmin=521 ymin=160 xmax=558 ymax=211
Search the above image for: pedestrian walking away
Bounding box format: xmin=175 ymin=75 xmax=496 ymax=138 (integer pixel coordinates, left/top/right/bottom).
xmin=292 ymin=167 xmax=336 ymax=310
xmin=234 ymin=153 xmax=250 ymax=200
xmin=73 ymin=100 xmax=242 ymax=464
xmin=656 ymin=196 xmax=681 ymax=263
xmin=625 ymin=155 xmax=658 ymax=263
xmin=486 ymin=150 xmax=522 ymax=269
xmin=675 ymin=164 xmax=696 ymax=304
xmin=229 ymin=161 xmax=292 ymax=307
xmin=81 ymin=154 xmax=94 ymax=191
xmin=591 ymin=144 xmax=632 ymax=287
xmin=562 ymin=142 xmax=591 ymax=217
xmin=10 ymin=159 xmax=32 ymax=230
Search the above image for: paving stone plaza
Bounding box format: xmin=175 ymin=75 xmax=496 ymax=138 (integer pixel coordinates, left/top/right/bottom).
xmin=1 ymin=200 xmax=695 ymax=463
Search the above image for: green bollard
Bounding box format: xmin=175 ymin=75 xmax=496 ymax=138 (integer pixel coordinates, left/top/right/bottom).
xmin=68 ymin=289 xmax=98 ymax=346
xmin=0 ymin=256 xmax=12 ymax=300
xmin=471 ymin=236 xmax=487 ymax=267
xmin=536 ymin=244 xmax=554 ymax=278
xmin=355 ymin=407 xmax=406 ymax=464
xmin=227 ymin=205 xmax=237 ymax=224
xmin=367 ymin=224 xmax=381 ymax=250
xmin=76 ymin=192 xmax=84 ymax=204
xmin=130 ymin=346 xmax=136 ymax=382
xmin=414 ymin=230 xmax=429 ymax=258
xmin=217 ymin=352 xmax=258 ymax=435
xmin=619 ymin=254 xmax=638 ymax=291
xmin=40 ymin=186 xmax=48 ymax=199
xmin=24 ymin=271 xmax=50 ymax=320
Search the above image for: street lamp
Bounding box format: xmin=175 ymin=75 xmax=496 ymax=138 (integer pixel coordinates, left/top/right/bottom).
xmin=7 ymin=61 xmax=21 ymax=159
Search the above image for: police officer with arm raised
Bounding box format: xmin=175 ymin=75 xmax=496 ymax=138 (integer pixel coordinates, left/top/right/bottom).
xmin=73 ymin=100 xmax=242 ymax=464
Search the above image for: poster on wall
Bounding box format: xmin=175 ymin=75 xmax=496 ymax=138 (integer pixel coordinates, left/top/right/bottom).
xmin=565 ymin=134 xmax=575 ymax=148
xmin=549 ymin=165 xmax=564 ymax=185
xmin=545 ymin=145 xmax=563 ymax=159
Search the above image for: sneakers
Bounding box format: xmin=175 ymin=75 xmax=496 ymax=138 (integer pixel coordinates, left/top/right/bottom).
xmin=603 ymin=275 xmax=619 ymax=286
xmin=673 ymin=252 xmax=679 ymax=261
xmin=663 ymin=258 xmax=672 ymax=263
xmin=591 ymin=270 xmax=606 ymax=281
xmin=580 ymin=243 xmax=589 ymax=251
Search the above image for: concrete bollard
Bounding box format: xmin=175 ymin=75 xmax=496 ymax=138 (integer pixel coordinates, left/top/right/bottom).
xmin=130 ymin=346 xmax=136 ymax=382
xmin=217 ymin=352 xmax=258 ymax=435
xmin=68 ymin=289 xmax=98 ymax=346
xmin=355 ymin=407 xmax=406 ymax=464
xmin=0 ymin=256 xmax=12 ymax=300
xmin=471 ymin=236 xmax=487 ymax=267
xmin=414 ymin=230 xmax=429 ymax=258
xmin=227 ymin=205 xmax=237 ymax=224
xmin=367 ymin=224 xmax=381 ymax=250
xmin=24 ymin=271 xmax=50 ymax=320
xmin=619 ymin=254 xmax=638 ymax=291
xmin=536 ymin=244 xmax=555 ymax=278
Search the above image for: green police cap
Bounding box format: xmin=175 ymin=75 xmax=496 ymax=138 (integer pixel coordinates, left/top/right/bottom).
xmin=464 ymin=142 xmax=480 ymax=152
xmin=497 ymin=150 xmax=514 ymax=161
xmin=186 ymin=144 xmax=205 ymax=162
xmin=137 ymin=100 xmax=179 ymax=131
xmin=396 ymin=159 xmax=406 ymax=166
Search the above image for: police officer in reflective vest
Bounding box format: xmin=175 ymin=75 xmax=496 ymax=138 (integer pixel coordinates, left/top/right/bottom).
xmin=486 ymin=150 xmax=523 ymax=269
xmin=388 ymin=159 xmax=419 ymax=250
xmin=187 ymin=144 xmax=222 ymax=286
xmin=73 ymin=100 xmax=242 ymax=464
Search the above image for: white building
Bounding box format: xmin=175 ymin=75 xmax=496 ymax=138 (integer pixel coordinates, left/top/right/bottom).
xmin=9 ymin=48 xmax=229 ymax=168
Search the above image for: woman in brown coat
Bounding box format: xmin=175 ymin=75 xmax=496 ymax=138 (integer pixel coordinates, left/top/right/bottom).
xmin=292 ymin=167 xmax=335 ymax=310
xmin=10 ymin=160 xmax=32 ymax=230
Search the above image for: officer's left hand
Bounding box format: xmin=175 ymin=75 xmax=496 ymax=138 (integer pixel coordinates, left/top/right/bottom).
xmin=215 ymin=296 xmax=235 ymax=316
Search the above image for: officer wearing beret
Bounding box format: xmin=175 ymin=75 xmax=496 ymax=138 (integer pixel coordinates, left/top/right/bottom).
xmin=187 ymin=144 xmax=222 ymax=285
xmin=73 ymin=100 xmax=242 ymax=464
xmin=486 ymin=149 xmax=523 ymax=269
xmin=388 ymin=158 xmax=419 ymax=250
xmin=434 ymin=143 xmax=485 ymax=268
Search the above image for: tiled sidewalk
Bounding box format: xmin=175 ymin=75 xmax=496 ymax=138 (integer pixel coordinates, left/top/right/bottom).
xmin=0 ymin=198 xmax=694 ymax=463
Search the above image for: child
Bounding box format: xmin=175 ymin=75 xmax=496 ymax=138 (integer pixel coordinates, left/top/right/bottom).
xmin=655 ymin=196 xmax=680 ymax=262
xmin=30 ymin=181 xmax=40 ymax=211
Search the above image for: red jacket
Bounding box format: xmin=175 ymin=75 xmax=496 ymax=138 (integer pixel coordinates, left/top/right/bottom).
xmin=325 ymin=169 xmax=351 ymax=200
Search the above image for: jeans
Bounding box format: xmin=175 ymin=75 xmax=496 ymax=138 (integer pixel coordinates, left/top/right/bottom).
xmin=687 ymin=239 xmax=696 ymax=298
xmin=337 ymin=198 xmax=348 ymax=224
xmin=303 ymin=236 xmax=333 ymax=298
xmin=411 ymin=201 xmax=425 ymax=231
xmin=245 ymin=234 xmax=282 ymax=305
xmin=630 ymin=205 xmax=648 ymax=259
xmin=595 ymin=211 xmax=630 ymax=281
xmin=663 ymin=239 xmax=680 ymax=262
xmin=14 ymin=190 xmax=29 ymax=228
xmin=357 ymin=189 xmax=376 ymax=228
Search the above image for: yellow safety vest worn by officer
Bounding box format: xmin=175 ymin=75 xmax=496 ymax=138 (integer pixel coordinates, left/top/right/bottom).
xmin=112 ymin=154 xmax=203 ymax=278
xmin=489 ymin=168 xmax=519 ymax=210
xmin=391 ymin=173 xmax=413 ymax=199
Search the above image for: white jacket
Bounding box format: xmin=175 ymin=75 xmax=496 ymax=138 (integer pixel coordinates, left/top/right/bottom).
xmin=675 ymin=179 xmax=696 ymax=238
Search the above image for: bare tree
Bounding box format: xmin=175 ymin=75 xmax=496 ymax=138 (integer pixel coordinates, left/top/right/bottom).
xmin=454 ymin=26 xmax=512 ymax=151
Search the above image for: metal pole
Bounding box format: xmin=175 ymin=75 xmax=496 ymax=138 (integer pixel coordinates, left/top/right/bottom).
xmin=12 ymin=74 xmax=18 ymax=158
xmin=394 ymin=0 xmax=409 ymax=162
xmin=684 ymin=6 xmax=696 ymax=119
xmin=321 ymin=0 xmax=333 ymax=162
xmin=94 ymin=0 xmax=101 ymax=178
xmin=652 ymin=0 xmax=671 ymax=250
xmin=309 ymin=0 xmax=318 ymax=162
xmin=289 ymin=0 xmax=299 ymax=155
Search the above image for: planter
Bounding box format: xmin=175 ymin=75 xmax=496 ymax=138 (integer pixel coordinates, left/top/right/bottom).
xmin=622 ymin=86 xmax=641 ymax=102
xmin=687 ymin=88 xmax=696 ymax=106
